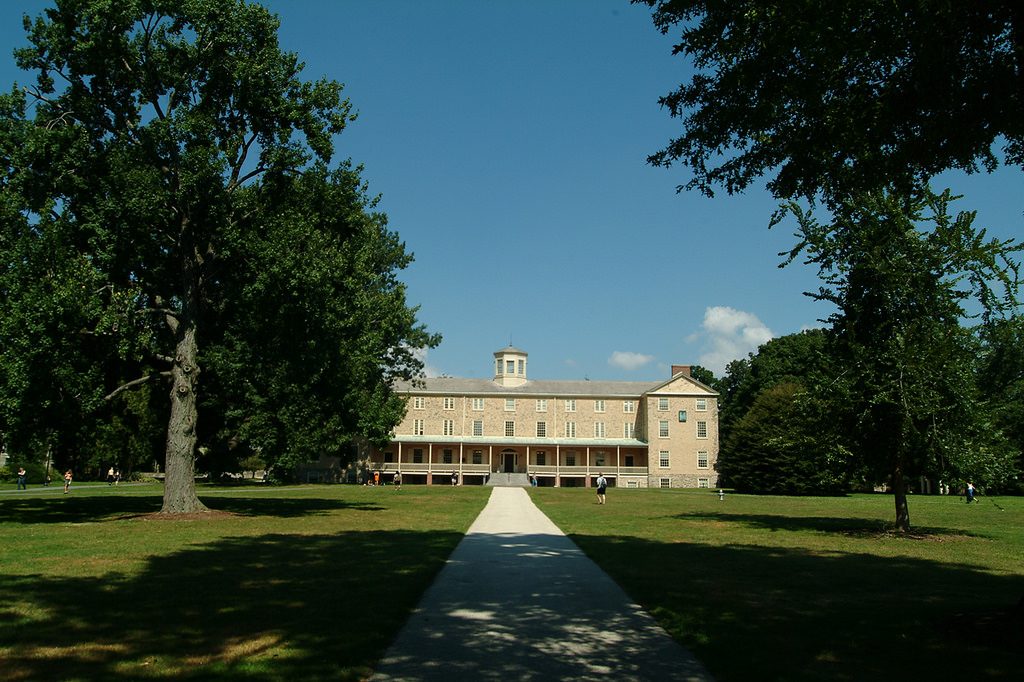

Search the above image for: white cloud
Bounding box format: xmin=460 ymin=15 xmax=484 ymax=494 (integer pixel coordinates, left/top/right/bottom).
xmin=608 ymin=351 xmax=655 ymax=371
xmin=695 ymin=306 xmax=773 ymax=375
xmin=410 ymin=347 xmax=442 ymax=378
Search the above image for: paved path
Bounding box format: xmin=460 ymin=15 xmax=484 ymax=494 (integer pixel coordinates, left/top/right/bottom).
xmin=371 ymin=487 xmax=713 ymax=681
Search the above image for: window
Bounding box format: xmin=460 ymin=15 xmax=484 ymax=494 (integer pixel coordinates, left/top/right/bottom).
xmin=698 ymin=451 xmax=709 ymax=468
xmin=659 ymin=420 xmax=669 ymax=438
xmin=413 ymin=397 xmax=424 ymax=409
xmin=506 ymin=360 xmax=515 ymax=373
xmin=658 ymin=397 xmax=669 ymax=411
xmin=660 ymin=478 xmax=671 ymax=489
xmin=472 ymin=450 xmax=483 ymax=465
xmin=624 ymin=455 xmax=634 ymax=467
xmin=443 ymin=397 xmax=455 ymax=410
xmin=624 ymin=422 xmax=635 ymax=438
xmin=536 ymin=421 xmax=547 ymax=438
xmin=496 ymin=359 xmax=503 ymax=375
xmin=472 ymin=398 xmax=485 ymax=411
xmin=473 ymin=420 xmax=483 ymax=437
xmin=697 ymin=421 xmax=708 ymax=439
xmin=536 ymin=451 xmax=546 ymax=466
xmin=565 ymin=399 xmax=576 ymax=412
xmin=565 ymin=452 xmax=576 ymax=466
xmin=536 ymin=399 xmax=547 ymax=412
xmin=595 ymin=452 xmax=606 ymax=466
xmin=698 ymin=477 xmax=710 ymax=489
xmin=696 ymin=398 xmax=707 ymax=411
xmin=442 ymin=449 xmax=453 ymax=464
xmin=505 ymin=398 xmax=516 ymax=411
xmin=517 ymin=359 xmax=524 ymax=375
xmin=627 ymin=480 xmax=639 ymax=489
xmin=659 ymin=451 xmax=670 ymax=468
xmin=594 ymin=399 xmax=605 ymax=413
xmin=413 ymin=419 xmax=424 ymax=436
xmin=564 ymin=421 xmax=576 ymax=438
xmin=443 ymin=419 xmax=454 ymax=436
xmin=594 ymin=422 xmax=606 ymax=438
xmin=413 ymin=448 xmax=423 ymax=464
xmin=623 ymin=400 xmax=635 ymax=413
xmin=505 ymin=421 xmax=515 ymax=437
xmin=383 ymin=451 xmax=394 ymax=463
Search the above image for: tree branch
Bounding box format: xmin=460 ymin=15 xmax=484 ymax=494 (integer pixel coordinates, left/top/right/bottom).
xmin=104 ymin=371 xmax=172 ymax=401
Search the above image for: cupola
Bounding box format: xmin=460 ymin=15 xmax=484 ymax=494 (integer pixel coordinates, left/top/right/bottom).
xmin=493 ymin=346 xmax=528 ymax=387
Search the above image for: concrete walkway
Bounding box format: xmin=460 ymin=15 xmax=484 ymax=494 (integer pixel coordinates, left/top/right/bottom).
xmin=371 ymin=487 xmax=713 ymax=681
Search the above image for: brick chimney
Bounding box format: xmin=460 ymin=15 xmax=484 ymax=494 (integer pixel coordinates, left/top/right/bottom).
xmin=671 ymin=365 xmax=692 ymax=377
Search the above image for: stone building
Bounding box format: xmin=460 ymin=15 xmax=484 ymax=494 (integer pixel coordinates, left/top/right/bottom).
xmin=367 ymin=346 xmax=719 ymax=488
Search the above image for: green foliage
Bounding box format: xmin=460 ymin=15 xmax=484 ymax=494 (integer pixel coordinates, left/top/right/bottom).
xmin=722 ymin=382 xmax=853 ymax=495
xmin=0 ymin=0 xmax=437 ymax=503
xmin=636 ymin=0 xmax=1024 ymax=202
xmin=782 ymin=186 xmax=1021 ymax=527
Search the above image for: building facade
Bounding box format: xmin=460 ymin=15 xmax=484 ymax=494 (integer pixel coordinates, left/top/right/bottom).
xmin=367 ymin=346 xmax=719 ymax=488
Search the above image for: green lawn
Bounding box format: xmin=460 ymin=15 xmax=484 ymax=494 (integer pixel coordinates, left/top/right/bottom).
xmin=531 ymin=488 xmax=1024 ymax=681
xmin=0 ymin=483 xmax=490 ymax=681
xmin=3 ymin=484 xmax=1021 ymax=681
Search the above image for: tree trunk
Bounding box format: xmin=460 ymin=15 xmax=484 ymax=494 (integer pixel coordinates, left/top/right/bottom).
xmin=892 ymin=466 xmax=911 ymax=532
xmin=160 ymin=319 xmax=207 ymax=514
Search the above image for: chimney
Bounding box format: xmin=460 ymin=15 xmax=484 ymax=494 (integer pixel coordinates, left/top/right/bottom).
xmin=671 ymin=365 xmax=691 ymax=378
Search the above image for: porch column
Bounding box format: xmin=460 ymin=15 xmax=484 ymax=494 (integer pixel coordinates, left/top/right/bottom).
xmin=586 ymin=446 xmax=591 ymax=487
xmin=556 ymin=443 xmax=561 ymax=488
xmin=427 ymin=443 xmax=433 ymax=485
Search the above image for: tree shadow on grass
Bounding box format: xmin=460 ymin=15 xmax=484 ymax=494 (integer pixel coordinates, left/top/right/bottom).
xmin=0 ymin=529 xmax=462 ymax=681
xmin=569 ymin=534 xmax=1024 ymax=681
xmin=672 ymin=511 xmax=976 ymax=539
xmin=0 ymin=494 xmax=383 ymax=525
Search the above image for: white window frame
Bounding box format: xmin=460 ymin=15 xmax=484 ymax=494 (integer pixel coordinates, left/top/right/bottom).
xmin=536 ymin=421 xmax=547 ymax=438
xmin=660 ymin=478 xmax=671 ymax=489
xmin=443 ymin=397 xmax=455 ymax=410
xmin=698 ymin=451 xmax=709 ymax=468
xmin=505 ymin=398 xmax=516 ymax=411
xmin=627 ymin=480 xmax=639 ymax=489
xmin=594 ymin=399 xmax=605 ymax=413
xmin=659 ymin=450 xmax=670 ymax=468
xmin=413 ymin=419 xmax=424 ymax=436
xmin=697 ymin=421 xmax=708 ymax=439
xmin=696 ymin=398 xmax=707 ymax=411
xmin=536 ymin=399 xmax=548 ymax=412
xmin=413 ymin=397 xmax=425 ymax=410
xmin=443 ymin=419 xmax=454 ymax=436
xmin=698 ymin=477 xmax=710 ymax=489
xmin=505 ymin=421 xmax=515 ymax=437
xmin=565 ymin=399 xmax=577 ymax=412
xmin=623 ymin=400 xmax=635 ymax=413
xmin=624 ymin=422 xmax=635 ymax=438
xmin=565 ymin=421 xmax=577 ymax=438
xmin=472 ymin=397 xmax=485 ymax=411
xmin=658 ymin=397 xmax=669 ymax=411
xmin=473 ymin=420 xmax=483 ymax=437
xmin=594 ymin=422 xmax=606 ymax=438
xmin=659 ymin=420 xmax=669 ymax=438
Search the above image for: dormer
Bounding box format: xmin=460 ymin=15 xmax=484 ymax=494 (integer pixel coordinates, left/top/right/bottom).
xmin=493 ymin=346 xmax=528 ymax=387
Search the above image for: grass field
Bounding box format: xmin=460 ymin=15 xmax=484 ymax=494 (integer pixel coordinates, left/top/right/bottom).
xmin=1 ymin=484 xmax=1021 ymax=681
xmin=531 ymin=488 xmax=1024 ymax=681
xmin=0 ymin=483 xmax=490 ymax=681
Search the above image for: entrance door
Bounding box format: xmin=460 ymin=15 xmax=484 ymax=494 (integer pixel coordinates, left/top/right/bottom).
xmin=503 ymin=451 xmax=516 ymax=473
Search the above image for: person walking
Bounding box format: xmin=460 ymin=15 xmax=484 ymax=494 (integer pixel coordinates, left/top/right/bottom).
xmin=596 ymin=473 xmax=608 ymax=505
xmin=966 ymin=481 xmax=976 ymax=504
xmin=63 ymin=469 xmax=73 ymax=494
xmin=16 ymin=467 xmax=27 ymax=490
xmin=393 ymin=471 xmax=402 ymax=489
xmin=107 ymin=466 xmax=115 ymax=485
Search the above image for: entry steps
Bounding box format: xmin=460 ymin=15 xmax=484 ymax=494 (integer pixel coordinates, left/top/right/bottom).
xmin=485 ymin=472 xmax=531 ymax=487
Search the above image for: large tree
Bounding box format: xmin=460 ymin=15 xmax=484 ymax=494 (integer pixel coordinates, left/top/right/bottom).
xmin=635 ymin=0 xmax=1024 ymax=201
xmin=1 ymin=0 xmax=436 ymax=512
xmin=784 ymin=187 xmax=1020 ymax=530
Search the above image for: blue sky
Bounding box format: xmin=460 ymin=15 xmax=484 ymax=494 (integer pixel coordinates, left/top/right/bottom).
xmin=2 ymin=1 xmax=1021 ymax=381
